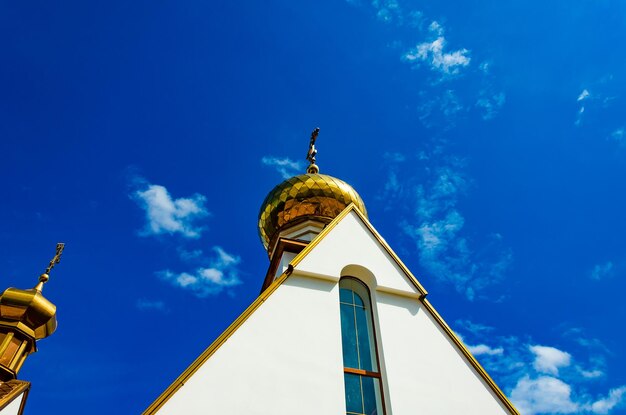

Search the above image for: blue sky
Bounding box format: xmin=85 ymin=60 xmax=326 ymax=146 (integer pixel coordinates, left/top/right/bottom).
xmin=1 ymin=1 xmax=625 ymax=414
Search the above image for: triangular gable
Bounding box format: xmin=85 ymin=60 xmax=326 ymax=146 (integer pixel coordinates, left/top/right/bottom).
xmin=290 ymin=204 xmax=518 ymax=414
xmin=290 ymin=204 xmax=428 ymax=298
xmin=143 ymin=204 xmax=519 ymax=415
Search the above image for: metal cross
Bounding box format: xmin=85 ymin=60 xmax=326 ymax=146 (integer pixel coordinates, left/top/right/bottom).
xmin=306 ymin=127 xmax=320 ymax=166
xmin=44 ymin=243 xmax=65 ymax=275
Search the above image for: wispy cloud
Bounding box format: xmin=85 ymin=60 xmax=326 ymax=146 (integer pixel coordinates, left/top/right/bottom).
xmin=372 ymin=0 xmax=402 ymax=24
xmin=574 ymin=77 xmax=620 ymax=129
xmin=132 ymin=179 xmax=209 ymax=238
xmin=398 ymin=158 xmax=512 ymax=300
xmin=158 ymin=246 xmax=242 ymax=297
xmin=177 ymin=247 xmax=204 ymax=262
xmin=578 ymin=89 xmax=591 ymax=102
xmin=468 ymin=343 xmax=504 ymax=356
xmin=416 ymin=89 xmax=466 ymax=129
xmin=580 ymin=369 xmax=604 ymax=379
xmin=608 ymin=128 xmax=624 ymax=145
xmin=136 ymin=299 xmax=168 ymax=313
xmin=403 ymin=21 xmax=471 ymax=76
xmin=590 ymin=261 xmax=614 ymax=280
xmin=456 ymin=319 xmax=495 ymax=336
xmin=455 ymin=321 xmax=626 ymax=415
xmin=456 ymin=332 xmax=504 ymax=356
xmin=476 ymin=91 xmax=506 ymax=120
xmin=262 ymin=156 xmax=303 ymax=179
xmin=576 ymin=89 xmax=591 ymax=126
xmin=347 ymin=0 xmax=505 ymax=124
xmin=589 ymin=387 xmax=626 ymax=414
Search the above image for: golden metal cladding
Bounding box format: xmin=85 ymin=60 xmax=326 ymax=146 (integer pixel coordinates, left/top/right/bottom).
xmin=0 ymin=287 xmax=57 ymax=340
xmin=0 ymin=243 xmax=63 ymax=380
xmin=258 ymin=173 xmax=368 ymax=251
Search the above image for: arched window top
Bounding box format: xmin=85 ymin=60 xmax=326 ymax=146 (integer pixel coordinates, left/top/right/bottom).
xmin=339 ymin=277 xmax=385 ymax=415
xmin=340 ymin=278 xmax=367 ymax=307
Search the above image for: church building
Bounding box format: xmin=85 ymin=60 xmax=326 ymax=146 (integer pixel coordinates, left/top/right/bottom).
xmin=144 ymin=131 xmax=520 ymax=415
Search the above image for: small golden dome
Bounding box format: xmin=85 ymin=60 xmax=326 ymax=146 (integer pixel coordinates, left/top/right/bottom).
xmin=0 ymin=284 xmax=57 ymax=340
xmin=258 ymin=173 xmax=368 ymax=251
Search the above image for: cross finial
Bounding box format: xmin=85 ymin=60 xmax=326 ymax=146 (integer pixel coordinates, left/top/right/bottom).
xmin=36 ymin=243 xmax=65 ymax=291
xmin=306 ymin=127 xmax=320 ymax=174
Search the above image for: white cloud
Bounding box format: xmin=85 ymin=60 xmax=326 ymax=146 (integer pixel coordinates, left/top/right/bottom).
xmin=591 ymin=261 xmax=614 ymax=280
xmin=456 ymin=332 xmax=503 ymax=356
xmin=530 ymin=345 xmax=572 ymax=375
xmin=403 ymin=21 xmax=470 ymax=75
xmin=428 ymin=20 xmax=444 ymax=35
xmin=511 ymin=375 xmax=580 ymax=415
xmin=512 ymin=376 xmax=626 ymax=415
xmin=575 ymin=89 xmax=591 ymax=126
xmin=158 ymin=246 xmax=242 ymax=297
xmin=578 ymin=89 xmax=590 ymax=102
xmin=580 ymin=369 xmax=604 ymax=379
xmin=587 ymin=386 xmax=626 ymax=414
xmin=133 ymin=182 xmax=209 ymax=238
xmin=456 ymin=321 xmax=625 ymax=415
xmin=136 ymin=299 xmax=167 ymax=313
xmin=262 ymin=156 xmax=303 ymax=179
xmin=468 ymin=343 xmax=504 ymax=356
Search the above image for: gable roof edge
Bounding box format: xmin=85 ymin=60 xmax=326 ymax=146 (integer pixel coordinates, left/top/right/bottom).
xmin=0 ymin=380 xmax=30 ymax=414
xmin=142 ymin=271 xmax=292 ymax=414
xmin=422 ymin=298 xmax=520 ymax=415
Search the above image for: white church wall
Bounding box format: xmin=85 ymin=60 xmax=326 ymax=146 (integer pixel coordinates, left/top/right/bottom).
xmin=0 ymin=391 xmax=24 ymax=415
xmin=375 ymin=291 xmax=510 ymax=414
xmin=156 ymin=274 xmax=347 ymax=415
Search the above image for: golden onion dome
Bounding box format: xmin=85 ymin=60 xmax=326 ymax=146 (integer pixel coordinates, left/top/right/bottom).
xmin=0 ymin=283 xmax=57 ymax=340
xmin=0 ymin=244 xmax=64 ymax=342
xmin=258 ymin=173 xmax=368 ymax=251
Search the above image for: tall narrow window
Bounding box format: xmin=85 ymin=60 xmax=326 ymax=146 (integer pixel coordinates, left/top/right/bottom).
xmin=339 ymin=277 xmax=385 ymax=415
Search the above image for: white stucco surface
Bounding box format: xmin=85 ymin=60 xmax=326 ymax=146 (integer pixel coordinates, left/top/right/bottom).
xmin=157 ymin=275 xmax=347 ymax=415
xmin=294 ymin=211 xmax=421 ymax=297
xmin=375 ymin=292 xmax=510 ymax=414
xmin=0 ymin=390 xmax=24 ymax=415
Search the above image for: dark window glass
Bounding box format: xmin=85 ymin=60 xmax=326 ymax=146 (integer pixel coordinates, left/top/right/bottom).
xmin=361 ymin=376 xmax=380 ymax=415
xmin=344 ymin=373 xmax=383 ymax=415
xmin=340 ymin=278 xmax=385 ymax=415
xmin=340 ymin=287 xmax=353 ymax=303
xmin=344 ymin=373 xmax=362 ymax=414
xmin=355 ymin=305 xmax=373 ymax=371
xmin=340 ymin=302 xmax=359 ymax=368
